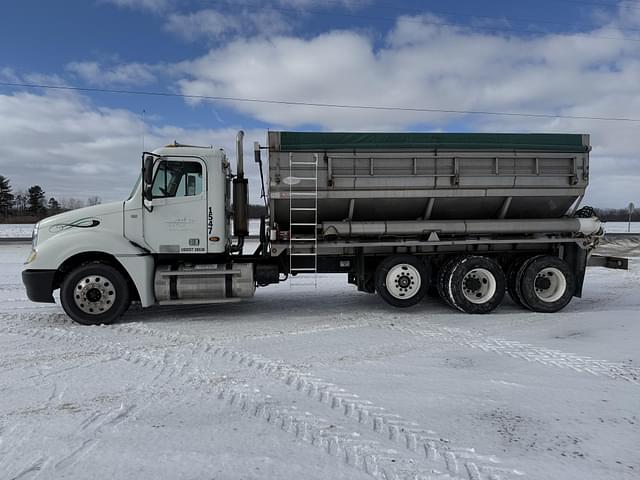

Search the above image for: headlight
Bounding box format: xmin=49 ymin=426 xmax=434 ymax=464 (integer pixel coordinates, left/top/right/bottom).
xmin=25 ymin=248 xmax=37 ymax=264
xmin=31 ymin=222 xmax=40 ymax=248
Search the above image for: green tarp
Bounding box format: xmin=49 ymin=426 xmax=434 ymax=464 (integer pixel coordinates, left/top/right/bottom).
xmin=276 ymin=132 xmax=590 ymax=153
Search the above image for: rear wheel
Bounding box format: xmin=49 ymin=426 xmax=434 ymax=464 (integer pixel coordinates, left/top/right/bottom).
xmin=518 ymin=256 xmax=575 ymax=313
xmin=506 ymin=257 xmax=529 ymax=307
xmin=447 ymin=256 xmax=506 ymax=314
xmin=375 ymin=255 xmax=428 ymax=307
xmin=60 ymin=262 xmax=131 ymax=325
xmin=436 ymin=256 xmax=462 ymax=308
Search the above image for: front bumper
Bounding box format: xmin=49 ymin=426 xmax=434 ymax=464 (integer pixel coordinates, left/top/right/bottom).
xmin=22 ymin=269 xmax=57 ymax=303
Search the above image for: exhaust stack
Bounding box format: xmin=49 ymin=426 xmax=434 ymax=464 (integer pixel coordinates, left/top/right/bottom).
xmin=232 ymin=130 xmax=249 ymax=243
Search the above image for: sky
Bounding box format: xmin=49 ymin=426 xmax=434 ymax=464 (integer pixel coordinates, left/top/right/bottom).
xmin=0 ymin=0 xmax=639 ymax=208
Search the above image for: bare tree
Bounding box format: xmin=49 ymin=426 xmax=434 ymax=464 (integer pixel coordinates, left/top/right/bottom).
xmin=61 ymin=197 xmax=85 ymax=210
xmin=87 ymin=196 xmax=101 ymax=206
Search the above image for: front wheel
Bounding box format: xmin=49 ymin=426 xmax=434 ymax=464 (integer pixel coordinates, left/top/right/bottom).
xmin=375 ymin=255 xmax=429 ymax=307
xmin=60 ymin=262 xmax=131 ymax=325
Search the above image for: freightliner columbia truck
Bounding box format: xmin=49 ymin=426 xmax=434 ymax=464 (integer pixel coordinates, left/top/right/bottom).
xmin=22 ymin=131 xmax=626 ymax=325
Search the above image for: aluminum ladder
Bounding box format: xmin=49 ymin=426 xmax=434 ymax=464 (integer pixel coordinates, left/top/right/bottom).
xmin=288 ymin=152 xmax=318 ymax=287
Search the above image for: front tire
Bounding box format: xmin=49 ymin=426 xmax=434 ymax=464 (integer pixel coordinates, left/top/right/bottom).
xmin=60 ymin=262 xmax=131 ymax=325
xmin=375 ymin=255 xmax=428 ymax=307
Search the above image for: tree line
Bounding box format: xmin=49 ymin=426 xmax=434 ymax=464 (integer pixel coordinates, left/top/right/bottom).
xmin=0 ymin=174 xmax=101 ymax=222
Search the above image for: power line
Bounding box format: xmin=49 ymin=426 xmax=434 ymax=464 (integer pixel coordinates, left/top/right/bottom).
xmin=2 ymin=81 xmax=639 ymax=123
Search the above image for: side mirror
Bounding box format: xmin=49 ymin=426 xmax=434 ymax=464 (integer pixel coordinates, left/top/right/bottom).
xmin=144 ymin=185 xmax=153 ymax=201
xmin=143 ymin=156 xmax=154 ymax=186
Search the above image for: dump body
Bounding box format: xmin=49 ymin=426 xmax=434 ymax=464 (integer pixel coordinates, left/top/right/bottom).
xmin=268 ymin=132 xmax=590 ymax=230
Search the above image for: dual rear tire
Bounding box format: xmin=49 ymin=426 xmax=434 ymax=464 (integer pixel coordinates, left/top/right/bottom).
xmin=438 ymin=256 xmax=506 ymax=314
xmin=377 ymin=253 xmax=576 ymax=314
xmin=510 ymin=255 xmax=575 ymax=313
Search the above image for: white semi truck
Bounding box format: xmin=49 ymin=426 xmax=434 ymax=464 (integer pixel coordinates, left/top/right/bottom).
xmin=22 ymin=131 xmax=625 ymax=325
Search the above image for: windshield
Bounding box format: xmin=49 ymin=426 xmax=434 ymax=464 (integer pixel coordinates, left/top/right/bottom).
xmin=127 ymin=173 xmax=141 ymax=200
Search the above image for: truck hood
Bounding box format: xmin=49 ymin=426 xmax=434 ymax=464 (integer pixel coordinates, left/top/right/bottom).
xmin=37 ymin=201 xmax=123 ymax=243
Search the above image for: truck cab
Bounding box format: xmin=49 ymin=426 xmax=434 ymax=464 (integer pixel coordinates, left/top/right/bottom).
xmin=23 ymin=132 xmax=262 ymax=325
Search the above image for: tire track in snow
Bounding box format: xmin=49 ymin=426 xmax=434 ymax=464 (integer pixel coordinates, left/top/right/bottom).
xmin=0 ymin=313 xmax=480 ymax=480
xmin=374 ymin=320 xmax=640 ymax=384
xmin=246 ymin=312 xmax=639 ymax=384
xmin=106 ymin=321 xmax=523 ymax=480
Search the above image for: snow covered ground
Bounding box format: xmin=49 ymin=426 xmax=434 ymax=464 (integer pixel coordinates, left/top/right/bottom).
xmin=1 ymin=242 xmax=639 ymax=479
xmin=0 ymin=224 xmax=33 ymax=238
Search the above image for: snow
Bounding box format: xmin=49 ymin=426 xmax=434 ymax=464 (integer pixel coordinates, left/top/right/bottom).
xmin=1 ymin=242 xmax=639 ymax=479
xmin=603 ymin=222 xmax=640 ymax=233
xmin=0 ymin=223 xmax=33 ymax=238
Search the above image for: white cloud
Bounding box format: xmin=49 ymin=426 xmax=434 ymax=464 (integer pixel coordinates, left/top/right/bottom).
xmin=66 ymin=61 xmax=159 ymax=86
xmin=165 ymin=7 xmax=291 ymax=41
xmin=4 ymin=8 xmax=640 ymax=207
xmin=170 ymin=13 xmax=639 ymax=206
xmin=273 ymin=0 xmax=371 ymax=9
xmin=98 ymin=0 xmax=172 ymax=12
xmin=0 ymin=90 xmax=266 ymax=203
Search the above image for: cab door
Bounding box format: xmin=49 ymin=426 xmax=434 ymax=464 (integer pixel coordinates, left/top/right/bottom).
xmin=143 ymin=158 xmax=207 ymax=254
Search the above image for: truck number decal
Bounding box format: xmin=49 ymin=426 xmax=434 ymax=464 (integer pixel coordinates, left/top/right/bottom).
xmin=208 ymin=207 xmax=213 ymax=235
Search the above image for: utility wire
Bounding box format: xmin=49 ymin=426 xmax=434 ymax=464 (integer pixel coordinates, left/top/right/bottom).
xmin=2 ymin=81 xmax=640 ymax=123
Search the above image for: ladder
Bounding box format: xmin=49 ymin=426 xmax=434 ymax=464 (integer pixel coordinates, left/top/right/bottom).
xmin=289 ymin=152 xmax=318 ymax=287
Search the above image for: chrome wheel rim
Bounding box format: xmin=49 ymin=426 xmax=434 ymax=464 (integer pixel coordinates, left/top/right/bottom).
xmin=73 ymin=275 xmax=116 ymax=315
xmin=534 ymin=267 xmax=566 ymax=303
xmin=462 ymin=268 xmax=497 ymax=304
xmin=386 ymin=264 xmax=421 ymax=300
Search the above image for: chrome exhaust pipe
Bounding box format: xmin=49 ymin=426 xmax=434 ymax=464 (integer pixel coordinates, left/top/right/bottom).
xmin=236 ymin=130 xmax=244 ymax=178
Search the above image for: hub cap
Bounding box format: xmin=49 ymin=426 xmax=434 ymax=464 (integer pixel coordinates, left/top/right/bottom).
xmin=534 ymin=267 xmax=566 ymax=303
xmin=386 ymin=264 xmax=421 ymax=300
xmin=74 ymin=275 xmax=116 ymax=315
xmin=461 ymin=268 xmax=497 ymax=304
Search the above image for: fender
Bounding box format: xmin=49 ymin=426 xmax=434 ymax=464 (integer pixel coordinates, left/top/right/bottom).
xmin=27 ymin=227 xmax=156 ymax=307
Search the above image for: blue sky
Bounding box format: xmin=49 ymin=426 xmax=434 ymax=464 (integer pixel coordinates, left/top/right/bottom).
xmin=1 ymin=0 xmax=639 ymax=207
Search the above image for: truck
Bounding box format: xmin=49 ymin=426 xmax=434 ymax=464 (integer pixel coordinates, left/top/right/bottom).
xmin=22 ymin=131 xmax=626 ymax=325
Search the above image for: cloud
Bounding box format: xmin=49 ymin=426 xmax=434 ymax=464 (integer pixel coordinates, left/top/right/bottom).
xmin=165 ymin=7 xmax=291 ymax=41
xmin=98 ymin=0 xmax=172 ymax=12
xmin=272 ymin=0 xmax=371 ymax=9
xmin=4 ymin=8 xmax=639 ymax=207
xmin=66 ymin=61 xmax=159 ymax=86
xmin=170 ymin=13 xmax=639 ymax=206
xmin=0 ymin=90 xmax=266 ymax=203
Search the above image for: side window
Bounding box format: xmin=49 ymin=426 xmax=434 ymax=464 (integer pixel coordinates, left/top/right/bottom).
xmin=151 ymin=160 xmax=203 ymax=198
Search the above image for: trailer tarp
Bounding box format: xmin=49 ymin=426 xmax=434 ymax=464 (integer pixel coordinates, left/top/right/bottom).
xmin=275 ymin=132 xmax=590 ymax=153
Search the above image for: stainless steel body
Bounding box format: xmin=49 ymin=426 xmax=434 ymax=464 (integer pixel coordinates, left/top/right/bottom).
xmin=267 ymin=132 xmax=590 ymax=231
